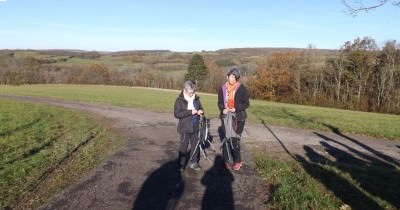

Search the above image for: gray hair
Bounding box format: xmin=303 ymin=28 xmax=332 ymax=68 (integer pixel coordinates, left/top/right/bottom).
xmin=183 ymin=80 xmax=195 ymax=92
xmin=227 ymin=66 xmax=241 ymax=80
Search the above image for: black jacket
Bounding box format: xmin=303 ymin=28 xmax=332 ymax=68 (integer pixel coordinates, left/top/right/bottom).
xmin=174 ymin=91 xmax=203 ymax=134
xmin=218 ymin=83 xmax=250 ymax=121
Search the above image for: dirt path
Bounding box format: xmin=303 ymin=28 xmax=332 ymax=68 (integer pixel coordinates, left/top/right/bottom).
xmin=1 ymin=95 xmax=399 ymax=210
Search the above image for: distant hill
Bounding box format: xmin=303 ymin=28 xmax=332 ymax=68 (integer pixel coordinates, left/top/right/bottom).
xmin=1 ymin=47 xmax=337 ymax=57
xmin=216 ymin=47 xmax=337 ymax=56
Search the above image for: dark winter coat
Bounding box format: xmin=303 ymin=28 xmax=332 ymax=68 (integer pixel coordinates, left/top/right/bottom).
xmin=218 ymin=83 xmax=250 ymax=121
xmin=174 ymin=91 xmax=203 ymax=134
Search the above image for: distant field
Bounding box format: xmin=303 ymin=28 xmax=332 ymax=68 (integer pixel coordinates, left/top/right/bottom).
xmin=12 ymin=51 xmax=190 ymax=72
xmin=1 ymin=84 xmax=399 ymax=140
xmin=0 ymin=99 xmax=122 ymax=209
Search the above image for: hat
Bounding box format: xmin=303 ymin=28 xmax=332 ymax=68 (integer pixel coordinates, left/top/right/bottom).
xmin=226 ymin=67 xmax=241 ymax=80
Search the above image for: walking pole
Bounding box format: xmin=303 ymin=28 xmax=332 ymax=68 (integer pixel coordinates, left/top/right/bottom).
xmin=189 ymin=124 xmax=203 ymax=162
xmin=190 ymin=133 xmax=211 ymax=163
xmin=204 ymin=119 xmax=216 ymax=152
xmin=221 ymin=136 xmax=232 ymax=162
xmin=190 ymin=116 xmax=212 ymax=163
xmin=200 ymin=116 xmax=212 ymax=163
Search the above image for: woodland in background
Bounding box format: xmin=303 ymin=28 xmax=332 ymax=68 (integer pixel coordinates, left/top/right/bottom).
xmin=0 ymin=37 xmax=399 ymax=114
xmin=248 ymin=37 xmax=400 ymax=114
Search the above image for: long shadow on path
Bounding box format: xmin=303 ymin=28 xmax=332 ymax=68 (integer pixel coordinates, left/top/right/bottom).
xmin=322 ymin=123 xmax=400 ymax=168
xmin=201 ymin=155 xmax=235 ymax=210
xmin=132 ymin=160 xmax=184 ymax=210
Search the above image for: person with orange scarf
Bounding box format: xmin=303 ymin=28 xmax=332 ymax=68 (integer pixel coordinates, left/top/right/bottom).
xmin=218 ymin=67 xmax=250 ymax=171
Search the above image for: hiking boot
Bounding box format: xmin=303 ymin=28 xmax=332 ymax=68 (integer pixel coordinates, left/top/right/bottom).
xmin=189 ymin=163 xmax=201 ymax=171
xmin=223 ymin=162 xmax=230 ymax=170
xmin=233 ymin=162 xmax=242 ymax=171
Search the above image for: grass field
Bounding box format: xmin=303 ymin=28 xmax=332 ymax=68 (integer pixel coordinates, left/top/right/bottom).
xmin=0 ymin=99 xmax=122 ymax=209
xmin=255 ymin=154 xmax=342 ymax=210
xmin=255 ymin=149 xmax=400 ymax=210
xmin=1 ymin=84 xmax=399 ymax=140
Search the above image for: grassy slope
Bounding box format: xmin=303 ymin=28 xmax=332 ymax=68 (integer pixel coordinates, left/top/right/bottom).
xmin=0 ymin=99 xmax=122 ymax=209
xmin=1 ymin=84 xmax=399 ymax=140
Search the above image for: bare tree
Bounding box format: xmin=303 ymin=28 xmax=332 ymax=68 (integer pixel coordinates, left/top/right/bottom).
xmin=298 ymin=44 xmax=324 ymax=102
xmin=344 ymin=37 xmax=378 ymax=107
xmin=376 ymin=40 xmax=400 ymax=112
xmin=375 ymin=41 xmax=397 ymax=109
xmin=342 ymin=0 xmax=400 ymax=15
xmin=326 ymin=49 xmax=347 ymax=102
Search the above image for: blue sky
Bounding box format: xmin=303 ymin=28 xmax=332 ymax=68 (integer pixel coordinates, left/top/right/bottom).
xmin=0 ymin=0 xmax=399 ymax=52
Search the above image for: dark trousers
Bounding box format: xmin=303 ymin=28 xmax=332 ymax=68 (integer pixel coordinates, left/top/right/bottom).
xmin=178 ymin=123 xmax=200 ymax=168
xmin=222 ymin=120 xmax=245 ymax=164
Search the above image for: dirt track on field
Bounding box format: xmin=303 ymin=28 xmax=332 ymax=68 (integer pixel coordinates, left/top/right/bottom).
xmin=1 ymin=94 xmax=399 ymax=210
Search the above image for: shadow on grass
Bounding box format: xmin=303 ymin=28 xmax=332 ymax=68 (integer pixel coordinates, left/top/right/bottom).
xmin=312 ymin=133 xmax=400 ymax=209
xmin=295 ymin=149 xmax=384 ymax=210
xmin=259 ymin=113 xmax=400 ymax=210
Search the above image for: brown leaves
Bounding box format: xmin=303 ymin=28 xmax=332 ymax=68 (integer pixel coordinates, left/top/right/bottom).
xmin=249 ymin=53 xmax=296 ymax=100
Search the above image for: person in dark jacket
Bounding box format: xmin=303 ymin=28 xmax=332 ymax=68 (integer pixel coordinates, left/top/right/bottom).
xmin=218 ymin=67 xmax=250 ymax=171
xmin=174 ymin=81 xmax=204 ymax=171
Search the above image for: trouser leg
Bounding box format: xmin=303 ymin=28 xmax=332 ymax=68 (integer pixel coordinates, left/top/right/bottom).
xmin=178 ymin=133 xmax=190 ymax=168
xmin=220 ymin=119 xmax=230 ymax=163
xmin=231 ymin=137 xmax=241 ymax=163
xmin=189 ymin=124 xmax=200 ymax=163
xmin=232 ymin=120 xmax=245 ymax=163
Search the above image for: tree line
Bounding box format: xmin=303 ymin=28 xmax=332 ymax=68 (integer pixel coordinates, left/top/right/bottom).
xmin=248 ymin=37 xmax=400 ymax=114
xmin=0 ymin=37 xmax=399 ymax=114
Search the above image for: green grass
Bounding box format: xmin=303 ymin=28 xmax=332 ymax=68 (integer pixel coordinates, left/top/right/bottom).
xmin=255 ymin=146 xmax=400 ymax=210
xmin=0 ymin=99 xmax=123 ymax=209
xmin=248 ymin=100 xmax=400 ymax=140
xmin=13 ymin=51 xmax=40 ymax=58
xmin=255 ymin=154 xmax=341 ymax=210
xmin=0 ymin=84 xmax=399 ymax=140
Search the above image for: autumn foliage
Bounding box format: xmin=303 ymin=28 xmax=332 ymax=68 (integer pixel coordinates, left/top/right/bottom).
xmin=248 ymin=53 xmax=295 ymax=100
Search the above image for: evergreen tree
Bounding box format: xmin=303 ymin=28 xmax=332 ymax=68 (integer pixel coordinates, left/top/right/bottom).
xmin=185 ymin=54 xmax=208 ymax=89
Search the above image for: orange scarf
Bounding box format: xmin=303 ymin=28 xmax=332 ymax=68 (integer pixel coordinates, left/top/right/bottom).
xmin=226 ymin=82 xmax=238 ymax=109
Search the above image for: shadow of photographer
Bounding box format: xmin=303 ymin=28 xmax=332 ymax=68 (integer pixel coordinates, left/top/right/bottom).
xmin=201 ymin=155 xmax=235 ymax=210
xmin=132 ymin=160 xmax=184 ymax=210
